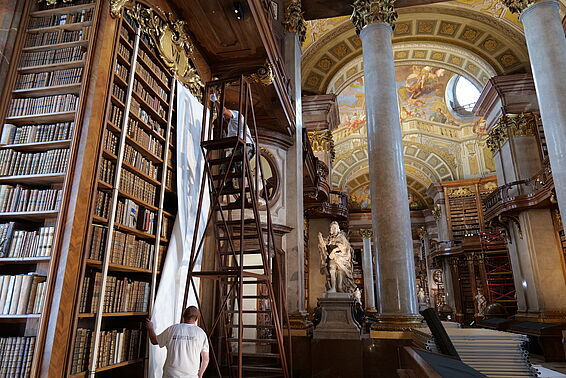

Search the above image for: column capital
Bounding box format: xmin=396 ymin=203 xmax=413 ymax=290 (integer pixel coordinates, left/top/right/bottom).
xmin=486 ymin=112 xmax=539 ymax=154
xmin=359 ymin=228 xmax=374 ymax=238
xmin=351 ymin=0 xmax=398 ymax=35
xmin=283 ymin=0 xmax=307 ymax=46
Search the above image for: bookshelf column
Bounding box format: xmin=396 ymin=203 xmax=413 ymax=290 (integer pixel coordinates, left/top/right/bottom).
xmin=352 ymin=1 xmax=421 ymax=329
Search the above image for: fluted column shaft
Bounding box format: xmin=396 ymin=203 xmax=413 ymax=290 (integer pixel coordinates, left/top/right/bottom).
xmin=359 ymin=21 xmax=420 ymax=326
xmin=519 ymin=0 xmax=566 ymax=218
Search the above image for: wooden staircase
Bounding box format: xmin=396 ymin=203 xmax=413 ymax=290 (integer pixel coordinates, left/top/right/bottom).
xmin=182 ymin=77 xmax=291 ymax=377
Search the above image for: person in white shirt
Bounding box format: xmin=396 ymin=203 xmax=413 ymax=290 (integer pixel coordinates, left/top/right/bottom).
xmin=146 ymin=306 xmax=210 ymax=378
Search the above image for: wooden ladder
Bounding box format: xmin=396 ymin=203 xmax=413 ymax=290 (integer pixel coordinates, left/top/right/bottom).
xmin=182 ymin=77 xmax=291 ymax=377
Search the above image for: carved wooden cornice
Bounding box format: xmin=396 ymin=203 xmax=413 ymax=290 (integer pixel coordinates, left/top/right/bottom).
xmin=486 ymin=113 xmax=539 ymax=154
xmin=246 ymin=61 xmax=275 ymax=86
xmin=127 ymin=4 xmax=204 ymax=99
xmin=351 ymin=0 xmax=398 ymax=35
xmin=308 ymin=130 xmax=335 ymax=160
xmin=499 ymin=0 xmax=532 ymax=14
xmin=283 ymin=0 xmax=307 ymax=45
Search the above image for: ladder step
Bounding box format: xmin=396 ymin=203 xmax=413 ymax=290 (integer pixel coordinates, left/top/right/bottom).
xmin=219 ymin=234 xmax=258 ymax=240
xmin=202 ymin=136 xmax=244 ymax=150
xmin=219 ymin=249 xmax=263 ymax=256
xmin=217 ymin=219 xmax=256 ymax=226
xmin=222 ymin=201 xmax=254 ymax=210
xmin=228 ymin=324 xmax=275 ymax=329
xmin=192 ymin=271 xmax=268 ymax=280
xmin=242 ymin=295 xmax=269 ymax=299
xmin=208 ymin=155 xmax=243 ymax=165
xmin=214 ymin=187 xmax=251 ymax=195
xmin=226 ymin=310 xmax=271 ymax=314
xmin=241 ymin=366 xmax=283 ymax=373
xmin=241 ymin=352 xmax=281 ymax=359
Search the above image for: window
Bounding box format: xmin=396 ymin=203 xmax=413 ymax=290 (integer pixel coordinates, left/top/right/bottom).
xmin=446 ymin=75 xmax=481 ymax=118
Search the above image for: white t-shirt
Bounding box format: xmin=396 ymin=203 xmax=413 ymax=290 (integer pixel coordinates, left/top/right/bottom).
xmin=227 ymin=110 xmax=254 ymax=145
xmin=157 ymin=323 xmax=209 ymax=378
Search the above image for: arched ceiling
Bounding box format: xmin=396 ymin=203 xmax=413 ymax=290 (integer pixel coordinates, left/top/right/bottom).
xmin=301 ymin=4 xmax=530 ymax=94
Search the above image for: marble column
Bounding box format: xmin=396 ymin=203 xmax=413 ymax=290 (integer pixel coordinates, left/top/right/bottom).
xmin=283 ymin=0 xmax=308 ymax=328
xmin=360 ymin=229 xmax=376 ymax=312
xmin=352 ymin=1 xmax=420 ymax=328
xmin=511 ymin=0 xmax=566 ymax=217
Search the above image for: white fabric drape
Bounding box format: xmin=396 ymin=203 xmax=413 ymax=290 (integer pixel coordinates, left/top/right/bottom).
xmin=149 ymin=82 xmax=210 ymax=377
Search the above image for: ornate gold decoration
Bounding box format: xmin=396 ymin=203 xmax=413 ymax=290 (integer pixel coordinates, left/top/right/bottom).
xmin=127 ymin=4 xmax=204 ymax=98
xmin=416 ymin=226 xmax=426 ymax=240
xmin=247 ymin=62 xmax=275 ymax=86
xmin=448 ymin=187 xmax=472 ymax=197
xmin=431 ymin=203 xmax=442 ymax=219
xmin=308 ymin=130 xmax=336 ymax=161
xmin=500 ymin=0 xmax=532 ymax=14
xmin=359 ymin=228 xmax=373 ymax=238
xmin=351 ymin=0 xmax=398 ymax=35
xmin=110 ymin=0 xmax=129 ymax=18
xmin=486 ymin=113 xmax=539 ymax=153
xmin=283 ymin=0 xmax=306 ymax=45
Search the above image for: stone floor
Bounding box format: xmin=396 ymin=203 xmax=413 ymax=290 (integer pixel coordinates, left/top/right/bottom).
xmin=531 ymin=355 xmax=566 ymax=377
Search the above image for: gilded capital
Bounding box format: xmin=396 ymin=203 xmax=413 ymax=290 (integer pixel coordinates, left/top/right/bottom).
xmin=486 ymin=113 xmax=539 ymax=154
xmin=110 ymin=0 xmax=130 ymax=18
xmin=283 ymin=0 xmax=307 ymax=45
xmin=308 ymin=130 xmax=336 ymax=161
xmin=359 ymin=228 xmax=373 ymax=238
xmin=351 ymin=0 xmax=398 ymax=35
xmin=499 ymin=0 xmax=532 ymax=14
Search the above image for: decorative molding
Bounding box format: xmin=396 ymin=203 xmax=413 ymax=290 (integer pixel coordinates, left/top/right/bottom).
xmin=36 ymin=0 xmax=73 ymax=5
xmin=247 ymin=61 xmax=275 ymax=86
xmin=351 ymin=0 xmax=398 ymax=34
xmin=110 ymin=0 xmax=129 ymax=18
xmin=308 ymin=130 xmax=336 ymax=160
xmin=499 ymin=215 xmax=522 ymax=239
xmin=448 ymin=187 xmax=473 ymax=197
xmin=500 ymin=0 xmax=532 ymax=14
xmin=486 ymin=113 xmax=539 ymax=153
xmin=431 ymin=203 xmax=442 ymax=219
xmin=127 ymin=4 xmax=204 ymax=99
xmin=283 ymin=0 xmax=307 ymax=45
xmin=416 ymin=226 xmax=426 ymax=240
xmin=359 ymin=228 xmax=373 ymax=238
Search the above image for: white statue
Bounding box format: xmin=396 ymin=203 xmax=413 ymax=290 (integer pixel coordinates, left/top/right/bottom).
xmin=318 ymin=221 xmax=356 ymax=293
xmin=417 ymin=287 xmax=428 ymax=311
xmin=353 ymin=287 xmax=362 ymax=305
xmin=475 ymin=289 xmax=487 ymax=317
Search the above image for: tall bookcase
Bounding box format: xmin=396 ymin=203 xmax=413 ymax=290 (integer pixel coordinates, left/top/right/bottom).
xmin=0 ymin=0 xmax=100 ymax=376
xmin=66 ymin=7 xmax=178 ymax=376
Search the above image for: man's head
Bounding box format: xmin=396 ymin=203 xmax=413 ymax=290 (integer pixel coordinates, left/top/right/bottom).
xmin=330 ymin=221 xmax=340 ymax=235
xmin=183 ymin=306 xmax=200 ymax=323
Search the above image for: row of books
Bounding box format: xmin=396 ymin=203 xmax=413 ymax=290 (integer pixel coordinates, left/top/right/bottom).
xmin=94 ymin=190 xmax=111 ymax=219
xmin=114 ymin=62 xmax=129 ymax=82
xmin=138 ymin=48 xmax=169 ymax=87
xmin=133 ymin=79 xmax=167 ymax=119
xmin=0 ymin=337 xmax=35 ymax=377
xmin=126 ymin=118 xmax=163 ymax=158
xmin=0 ymin=148 xmax=69 ymax=177
xmin=15 ymin=67 xmax=83 ymax=89
xmin=28 ymin=8 xmax=94 ymax=30
xmin=37 ymin=0 xmax=95 ymax=10
xmin=123 ymin=144 xmax=159 ymax=180
xmin=112 ymin=83 xmax=126 ymax=104
xmin=99 ymin=158 xmax=115 ymax=185
xmin=166 ymin=168 xmax=175 ymax=190
xmin=8 ymin=94 xmax=79 ymax=117
xmin=116 ymin=199 xmax=155 ymax=234
xmin=20 ymin=45 xmax=86 ymax=68
xmin=109 ymin=104 xmax=124 ymax=127
xmin=109 ymin=231 xmax=154 ymax=269
xmin=89 ymin=225 xmax=107 ymax=262
xmin=103 ymin=128 xmax=119 ymax=156
xmin=24 ymin=26 xmax=91 ymax=48
xmin=119 ymin=24 xmax=133 ymax=47
xmin=0 ymin=274 xmax=46 ymax=315
xmin=161 ymin=216 xmax=172 ymax=240
xmin=70 ymin=328 xmax=92 ymax=374
xmin=103 ymin=276 xmax=150 ymax=313
xmin=0 ymin=186 xmax=62 ymax=213
xmin=0 ymin=122 xmax=74 ymax=145
xmin=119 ymin=169 xmax=157 ymax=205
xmin=136 ymin=64 xmax=168 ymax=100
xmin=131 ymin=98 xmax=164 ymax=134
xmin=0 ymin=222 xmax=55 ymax=258
xmin=118 ymin=42 xmax=131 ymax=61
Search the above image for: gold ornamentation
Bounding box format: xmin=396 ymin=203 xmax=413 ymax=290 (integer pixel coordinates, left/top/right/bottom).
xmin=283 ymin=0 xmax=307 ymax=45
xmin=416 ymin=226 xmax=426 ymax=240
xmin=351 ymin=0 xmax=398 ymax=35
xmin=247 ymin=62 xmax=275 ymax=86
xmin=486 ymin=113 xmax=539 ymax=153
xmin=500 ymin=0 xmax=532 ymax=14
xmin=449 ymin=187 xmax=473 ymax=197
xmin=431 ymin=203 xmax=442 ymax=219
xmin=110 ymin=0 xmax=129 ymax=18
xmin=127 ymin=4 xmax=204 ymax=98
xmin=359 ymin=228 xmax=373 ymax=238
xmin=308 ymin=130 xmax=336 ymax=161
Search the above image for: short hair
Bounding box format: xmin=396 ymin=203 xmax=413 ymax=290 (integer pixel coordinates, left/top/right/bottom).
xmin=183 ymin=306 xmax=200 ymax=322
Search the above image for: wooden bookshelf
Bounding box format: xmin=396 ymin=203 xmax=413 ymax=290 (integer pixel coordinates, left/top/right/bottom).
xmin=0 ymin=0 xmax=101 ymax=376
xmin=66 ymin=6 xmax=178 ymax=376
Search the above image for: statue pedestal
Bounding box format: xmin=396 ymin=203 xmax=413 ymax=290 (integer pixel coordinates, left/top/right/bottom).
xmin=313 ymin=292 xmax=361 ymax=340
